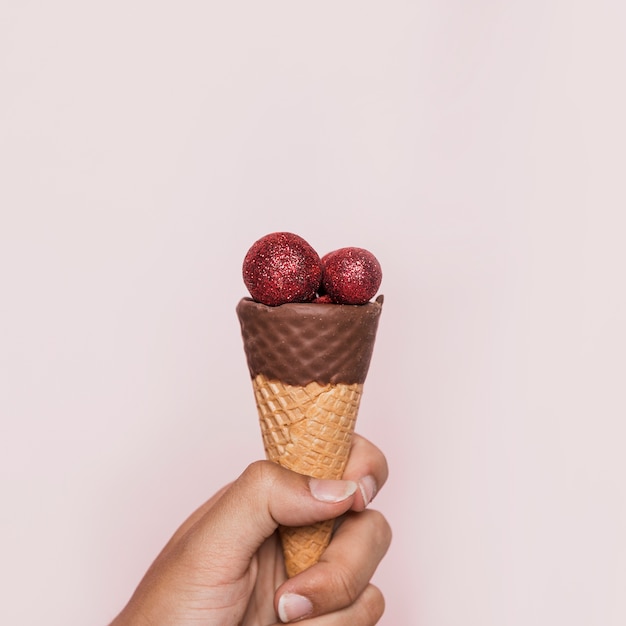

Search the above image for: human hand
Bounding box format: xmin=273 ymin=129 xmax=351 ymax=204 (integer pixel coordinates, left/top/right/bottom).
xmin=110 ymin=433 xmax=391 ymax=625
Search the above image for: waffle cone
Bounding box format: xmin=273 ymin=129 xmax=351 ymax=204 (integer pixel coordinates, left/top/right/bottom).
xmin=236 ymin=296 xmax=382 ymax=577
xmin=252 ymin=373 xmax=363 ymax=577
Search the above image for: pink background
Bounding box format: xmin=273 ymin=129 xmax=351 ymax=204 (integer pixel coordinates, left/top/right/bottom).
xmin=1 ymin=2 xmax=625 ymax=624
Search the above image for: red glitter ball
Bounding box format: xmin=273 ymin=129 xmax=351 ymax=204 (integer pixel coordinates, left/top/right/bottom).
xmin=321 ymin=247 xmax=382 ymax=305
xmin=243 ymin=232 xmax=322 ymax=306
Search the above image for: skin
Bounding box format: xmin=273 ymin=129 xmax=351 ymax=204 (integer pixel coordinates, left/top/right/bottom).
xmin=110 ymin=434 xmax=391 ymax=625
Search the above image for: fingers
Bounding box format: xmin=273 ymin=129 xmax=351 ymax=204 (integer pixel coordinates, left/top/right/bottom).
xmin=158 ymin=431 xmax=389 ymax=610
xmin=273 ymin=584 xmax=385 ymax=626
xmin=274 ymin=508 xmax=392 ymax=622
xmin=160 ymin=433 xmax=387 ymax=565
xmin=342 ymin=433 xmax=389 ymax=512
xmin=181 ymin=460 xmax=359 ymax=576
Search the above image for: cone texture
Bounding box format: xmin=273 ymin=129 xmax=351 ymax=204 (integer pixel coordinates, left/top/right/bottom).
xmin=252 ymin=373 xmax=363 ymax=577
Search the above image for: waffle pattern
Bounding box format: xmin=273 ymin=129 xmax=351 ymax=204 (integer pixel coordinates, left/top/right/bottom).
xmin=252 ymin=373 xmax=363 ymax=577
xmin=279 ymin=521 xmax=335 ymax=577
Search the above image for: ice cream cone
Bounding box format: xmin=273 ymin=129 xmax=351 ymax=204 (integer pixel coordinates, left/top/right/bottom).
xmin=237 ymin=296 xmax=382 ymax=577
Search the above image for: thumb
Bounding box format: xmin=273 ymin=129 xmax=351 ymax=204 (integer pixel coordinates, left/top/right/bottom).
xmin=185 ymin=461 xmax=357 ymax=572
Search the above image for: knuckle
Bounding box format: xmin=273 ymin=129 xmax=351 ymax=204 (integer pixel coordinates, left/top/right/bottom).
xmin=380 ymin=453 xmax=390 ymax=483
xmin=372 ymin=442 xmax=389 ymax=477
xmin=359 ymin=584 xmax=385 ymax=624
xmin=364 ymin=509 xmax=393 ymax=554
xmin=331 ymin=564 xmax=362 ymax=605
xmin=241 ymin=459 xmax=277 ymax=487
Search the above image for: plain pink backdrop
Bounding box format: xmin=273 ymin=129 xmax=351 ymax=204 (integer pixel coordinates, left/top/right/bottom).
xmin=1 ymin=2 xmax=625 ymax=625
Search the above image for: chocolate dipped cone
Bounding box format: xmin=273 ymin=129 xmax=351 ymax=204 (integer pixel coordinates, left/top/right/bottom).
xmin=236 ymin=295 xmax=383 ymax=577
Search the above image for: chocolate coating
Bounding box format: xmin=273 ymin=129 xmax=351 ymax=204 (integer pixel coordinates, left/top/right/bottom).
xmin=236 ymin=296 xmax=383 ymax=386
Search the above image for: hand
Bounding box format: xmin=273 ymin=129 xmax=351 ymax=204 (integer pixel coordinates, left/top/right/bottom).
xmin=110 ymin=433 xmax=391 ymax=625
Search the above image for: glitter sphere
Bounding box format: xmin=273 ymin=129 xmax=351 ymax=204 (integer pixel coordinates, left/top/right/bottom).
xmin=321 ymin=247 xmax=382 ymax=305
xmin=243 ymin=232 xmax=322 ymax=306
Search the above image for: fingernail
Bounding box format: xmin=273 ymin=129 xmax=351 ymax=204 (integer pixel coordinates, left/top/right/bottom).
xmin=278 ymin=593 xmax=313 ymax=623
xmin=309 ymin=478 xmax=357 ymax=503
xmin=359 ymin=475 xmax=378 ymax=507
